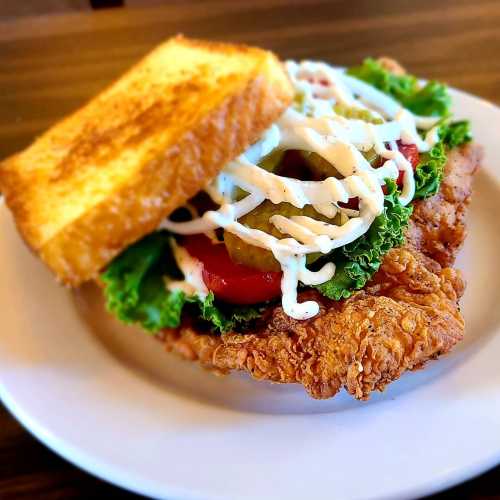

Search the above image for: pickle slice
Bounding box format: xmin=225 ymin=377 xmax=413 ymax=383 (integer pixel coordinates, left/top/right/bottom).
xmin=300 ymin=152 xmax=342 ymax=180
xmin=224 ymin=200 xmax=342 ymax=272
xmin=234 ymin=150 xmax=285 ymax=201
xmin=333 ymin=103 xmax=384 ymax=124
xmin=259 ymin=149 xmax=285 ymax=172
xmin=300 ymin=148 xmax=378 ymax=181
xmin=362 ymin=148 xmax=379 ymax=165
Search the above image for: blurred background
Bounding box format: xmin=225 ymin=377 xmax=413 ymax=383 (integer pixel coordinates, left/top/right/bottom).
xmin=1 ymin=1 xmax=499 ymax=499
xmin=1 ymin=0 xmax=499 ymax=160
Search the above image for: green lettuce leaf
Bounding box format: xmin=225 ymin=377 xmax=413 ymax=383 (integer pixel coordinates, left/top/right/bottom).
xmin=186 ymin=292 xmax=263 ymax=333
xmin=346 ymin=58 xmax=451 ymax=117
xmin=315 ymin=179 xmax=412 ymax=300
xmin=414 ymin=120 xmax=472 ymax=198
xmin=101 ymin=231 xmax=181 ymax=331
xmin=101 ymin=231 xmax=262 ymax=333
xmin=440 ymin=120 xmax=472 ymax=149
xmin=413 ymin=140 xmax=447 ymax=199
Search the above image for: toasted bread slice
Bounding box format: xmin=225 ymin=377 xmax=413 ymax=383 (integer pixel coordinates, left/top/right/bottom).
xmin=0 ymin=35 xmax=293 ymax=286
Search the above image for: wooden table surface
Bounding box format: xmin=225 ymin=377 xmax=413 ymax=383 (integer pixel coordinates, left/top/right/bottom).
xmin=1 ymin=1 xmax=499 ymax=498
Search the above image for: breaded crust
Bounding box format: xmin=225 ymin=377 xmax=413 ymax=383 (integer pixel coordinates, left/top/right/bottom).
xmin=0 ymin=36 xmax=293 ymax=285
xmin=159 ymin=143 xmax=481 ymax=400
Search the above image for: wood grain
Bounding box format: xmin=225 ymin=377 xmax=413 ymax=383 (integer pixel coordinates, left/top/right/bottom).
xmin=1 ymin=0 xmax=500 ymax=160
xmin=0 ymin=1 xmax=499 ymax=498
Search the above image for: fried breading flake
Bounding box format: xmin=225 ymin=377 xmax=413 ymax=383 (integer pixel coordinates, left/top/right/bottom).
xmin=161 ymin=144 xmax=481 ymax=399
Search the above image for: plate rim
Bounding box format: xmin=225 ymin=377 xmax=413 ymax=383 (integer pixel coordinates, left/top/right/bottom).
xmin=2 ymin=384 xmax=500 ymax=500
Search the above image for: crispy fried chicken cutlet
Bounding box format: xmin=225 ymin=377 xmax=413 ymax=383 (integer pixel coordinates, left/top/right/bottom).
xmin=0 ymin=36 xmax=481 ymax=401
xmin=161 ymin=144 xmax=480 ymax=399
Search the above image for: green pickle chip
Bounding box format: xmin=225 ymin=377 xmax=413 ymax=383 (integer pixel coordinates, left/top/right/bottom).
xmin=224 ymin=201 xmax=342 ymax=272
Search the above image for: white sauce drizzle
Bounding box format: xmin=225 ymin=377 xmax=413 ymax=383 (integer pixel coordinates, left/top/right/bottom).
xmin=160 ymin=60 xmax=442 ymax=320
xmin=166 ymin=239 xmax=208 ymax=299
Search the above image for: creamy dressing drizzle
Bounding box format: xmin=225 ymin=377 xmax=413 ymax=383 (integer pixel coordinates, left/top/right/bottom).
xmin=166 ymin=239 xmax=208 ymax=299
xmin=160 ymin=60 xmax=441 ymax=320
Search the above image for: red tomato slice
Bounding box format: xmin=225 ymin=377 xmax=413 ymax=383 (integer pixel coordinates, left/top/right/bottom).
xmin=183 ymin=234 xmax=282 ymax=305
xmin=338 ymin=197 xmax=359 ymax=210
xmin=397 ymin=140 xmax=420 ymax=169
xmin=382 ymin=142 xmax=420 ymax=194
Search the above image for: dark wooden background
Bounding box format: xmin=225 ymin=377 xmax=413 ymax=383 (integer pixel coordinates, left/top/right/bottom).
xmin=1 ymin=0 xmax=499 ymax=498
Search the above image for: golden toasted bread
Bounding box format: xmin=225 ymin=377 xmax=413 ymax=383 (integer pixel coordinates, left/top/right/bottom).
xmin=0 ymin=35 xmax=293 ymax=286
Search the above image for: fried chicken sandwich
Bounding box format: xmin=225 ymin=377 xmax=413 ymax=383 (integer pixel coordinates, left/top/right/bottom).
xmin=0 ymin=36 xmax=481 ymax=399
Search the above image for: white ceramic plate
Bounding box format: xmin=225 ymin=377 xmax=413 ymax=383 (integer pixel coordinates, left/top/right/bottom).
xmin=1 ymin=88 xmax=500 ymax=500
